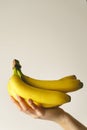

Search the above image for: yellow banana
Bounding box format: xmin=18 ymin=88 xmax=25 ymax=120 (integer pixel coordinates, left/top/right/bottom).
xmin=12 ymin=59 xmax=83 ymax=93
xmin=8 ymin=84 xmax=66 ymax=108
xmin=23 ymin=75 xmax=82 ymax=92
xmin=16 ymin=69 xmax=83 ymax=93
xmin=7 ymin=68 xmax=71 ymax=108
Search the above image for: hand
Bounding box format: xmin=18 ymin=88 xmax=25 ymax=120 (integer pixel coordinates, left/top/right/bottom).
xmin=10 ymin=96 xmax=87 ymax=130
xmin=10 ymin=96 xmax=65 ymax=122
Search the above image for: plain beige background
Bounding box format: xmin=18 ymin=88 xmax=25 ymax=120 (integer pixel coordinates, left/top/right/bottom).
xmin=0 ymin=0 xmax=87 ymax=130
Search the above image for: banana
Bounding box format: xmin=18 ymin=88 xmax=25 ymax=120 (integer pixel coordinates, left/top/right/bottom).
xmin=23 ymin=75 xmax=82 ymax=92
xmin=7 ymin=68 xmax=71 ymax=108
xmin=16 ymin=68 xmax=83 ymax=93
xmin=12 ymin=59 xmax=83 ymax=93
xmin=8 ymin=84 xmax=66 ymax=108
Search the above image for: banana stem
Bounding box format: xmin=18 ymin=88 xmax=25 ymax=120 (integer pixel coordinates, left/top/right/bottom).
xmin=12 ymin=59 xmax=23 ymax=79
xmin=12 ymin=59 xmax=21 ymax=69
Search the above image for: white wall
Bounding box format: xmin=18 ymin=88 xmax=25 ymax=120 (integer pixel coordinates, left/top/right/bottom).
xmin=0 ymin=0 xmax=87 ymax=130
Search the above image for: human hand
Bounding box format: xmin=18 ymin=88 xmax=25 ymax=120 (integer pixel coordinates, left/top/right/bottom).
xmin=10 ymin=96 xmax=65 ymax=122
xmin=10 ymin=96 xmax=87 ymax=130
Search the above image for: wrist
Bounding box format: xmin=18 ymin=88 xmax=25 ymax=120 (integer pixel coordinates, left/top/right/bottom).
xmin=55 ymin=110 xmax=87 ymax=130
xmin=52 ymin=108 xmax=66 ymax=124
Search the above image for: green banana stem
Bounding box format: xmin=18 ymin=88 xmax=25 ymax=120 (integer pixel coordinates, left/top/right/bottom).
xmin=17 ymin=69 xmax=23 ymax=78
xmin=12 ymin=59 xmax=23 ymax=78
xmin=12 ymin=67 xmax=18 ymax=75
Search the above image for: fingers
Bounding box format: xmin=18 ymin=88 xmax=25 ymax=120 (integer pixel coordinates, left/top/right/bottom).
xmin=10 ymin=96 xmax=22 ymax=111
xmin=10 ymin=96 xmax=32 ymax=113
xmin=28 ymin=99 xmax=41 ymax=111
xmin=16 ymin=96 xmax=34 ymax=114
xmin=28 ymin=99 xmax=45 ymax=117
xmin=17 ymin=96 xmax=30 ymax=111
xmin=10 ymin=96 xmax=45 ymax=118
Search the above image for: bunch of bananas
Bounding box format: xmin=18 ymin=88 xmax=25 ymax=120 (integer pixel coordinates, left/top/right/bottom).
xmin=7 ymin=59 xmax=83 ymax=108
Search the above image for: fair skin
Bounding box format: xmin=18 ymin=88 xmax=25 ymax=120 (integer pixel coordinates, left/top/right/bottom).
xmin=10 ymin=96 xmax=87 ymax=130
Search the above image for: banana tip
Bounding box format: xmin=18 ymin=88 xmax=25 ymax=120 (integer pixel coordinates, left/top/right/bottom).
xmin=80 ymin=82 xmax=83 ymax=88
